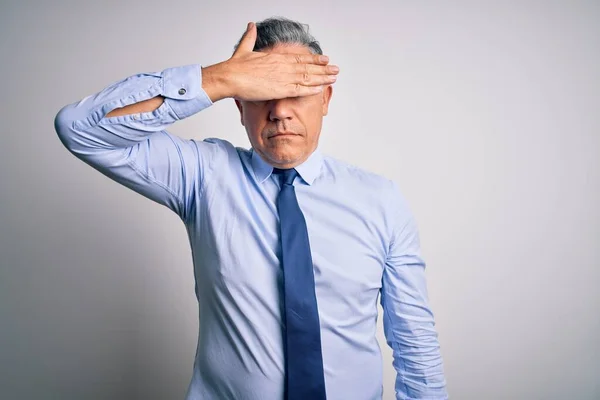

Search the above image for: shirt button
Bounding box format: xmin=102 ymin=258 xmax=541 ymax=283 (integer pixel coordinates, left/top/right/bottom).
xmin=178 ymin=88 xmax=187 ymax=95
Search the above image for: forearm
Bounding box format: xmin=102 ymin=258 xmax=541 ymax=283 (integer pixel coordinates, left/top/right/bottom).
xmin=53 ymin=63 xmax=217 ymax=218
xmin=54 ymin=63 xmax=212 ymax=153
xmin=103 ymin=63 xmax=229 ymax=117
xmin=105 ymin=95 xmax=165 ymax=117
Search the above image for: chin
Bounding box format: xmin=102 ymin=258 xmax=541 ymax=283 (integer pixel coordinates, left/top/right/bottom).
xmin=267 ymin=149 xmax=304 ymax=165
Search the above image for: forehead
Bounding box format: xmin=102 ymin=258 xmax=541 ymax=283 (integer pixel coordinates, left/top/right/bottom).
xmin=260 ymin=43 xmax=313 ymax=55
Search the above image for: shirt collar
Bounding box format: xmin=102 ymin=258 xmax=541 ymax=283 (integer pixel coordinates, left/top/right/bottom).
xmin=251 ymin=146 xmax=324 ymax=186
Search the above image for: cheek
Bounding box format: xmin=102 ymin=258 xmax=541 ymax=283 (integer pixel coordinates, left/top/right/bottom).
xmin=242 ymin=109 xmax=265 ymax=129
xmin=301 ymin=103 xmax=324 ymax=132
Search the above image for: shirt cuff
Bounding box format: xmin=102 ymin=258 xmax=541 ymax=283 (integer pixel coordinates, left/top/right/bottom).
xmin=161 ymin=63 xmax=214 ymax=120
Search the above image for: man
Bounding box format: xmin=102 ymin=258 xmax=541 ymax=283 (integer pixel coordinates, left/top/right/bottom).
xmin=54 ymin=16 xmax=447 ymax=400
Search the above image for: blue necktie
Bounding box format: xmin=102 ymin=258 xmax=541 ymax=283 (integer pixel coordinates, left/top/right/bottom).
xmin=273 ymin=167 xmax=327 ymax=400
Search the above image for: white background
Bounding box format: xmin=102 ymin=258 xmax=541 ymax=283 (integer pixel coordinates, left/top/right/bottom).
xmin=1 ymin=1 xmax=598 ymax=399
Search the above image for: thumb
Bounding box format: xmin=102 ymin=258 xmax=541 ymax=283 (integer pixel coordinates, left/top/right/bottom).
xmin=233 ymin=22 xmax=256 ymax=57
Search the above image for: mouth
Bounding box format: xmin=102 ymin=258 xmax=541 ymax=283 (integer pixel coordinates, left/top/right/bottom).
xmin=269 ymin=132 xmax=299 ymax=138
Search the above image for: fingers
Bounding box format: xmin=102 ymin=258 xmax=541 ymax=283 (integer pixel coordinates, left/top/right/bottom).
xmin=292 ymin=72 xmax=338 ymax=87
xmin=268 ymin=73 xmax=335 ymax=99
xmin=287 ymin=59 xmax=339 ymax=87
xmin=291 ymin=84 xmax=327 ymax=97
xmin=233 ymin=22 xmax=257 ymax=57
xmin=282 ymin=53 xmax=338 ymax=77
xmin=289 ymin=53 xmax=330 ymax=65
xmin=285 ymin=58 xmax=339 ymax=98
xmin=292 ymin=63 xmax=340 ymax=76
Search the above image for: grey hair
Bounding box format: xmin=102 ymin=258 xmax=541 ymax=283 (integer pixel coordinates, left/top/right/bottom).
xmin=233 ymin=16 xmax=323 ymax=55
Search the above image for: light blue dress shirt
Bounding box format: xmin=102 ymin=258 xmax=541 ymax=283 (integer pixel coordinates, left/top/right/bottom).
xmin=54 ymin=63 xmax=448 ymax=400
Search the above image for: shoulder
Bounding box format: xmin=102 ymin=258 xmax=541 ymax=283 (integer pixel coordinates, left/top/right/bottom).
xmin=191 ymin=136 xmax=238 ymax=153
xmin=189 ymin=137 xmax=251 ymax=161
xmin=321 ymin=153 xmax=397 ymax=195
xmin=321 ymin=154 xmax=413 ymax=220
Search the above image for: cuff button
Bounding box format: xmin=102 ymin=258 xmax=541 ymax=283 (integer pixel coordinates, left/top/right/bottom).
xmin=178 ymin=88 xmax=187 ymax=95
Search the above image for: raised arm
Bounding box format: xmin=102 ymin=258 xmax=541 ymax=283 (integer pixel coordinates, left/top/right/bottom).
xmin=380 ymin=181 xmax=448 ymax=399
xmin=54 ymin=63 xmax=218 ymax=222
xmin=54 ymin=22 xmax=338 ymax=222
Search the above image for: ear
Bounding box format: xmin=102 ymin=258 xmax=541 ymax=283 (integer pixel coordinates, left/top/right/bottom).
xmin=321 ymin=84 xmax=333 ymax=116
xmin=234 ymin=99 xmax=245 ymax=126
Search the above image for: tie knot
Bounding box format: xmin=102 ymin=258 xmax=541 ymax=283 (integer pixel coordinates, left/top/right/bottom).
xmin=273 ymin=168 xmax=298 ymax=186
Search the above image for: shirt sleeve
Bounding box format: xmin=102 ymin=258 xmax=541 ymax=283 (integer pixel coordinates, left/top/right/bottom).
xmin=54 ymin=63 xmax=222 ymax=222
xmin=380 ymin=181 xmax=448 ymax=399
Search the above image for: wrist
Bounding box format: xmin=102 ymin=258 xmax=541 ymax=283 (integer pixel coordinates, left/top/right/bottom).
xmin=201 ymin=62 xmax=233 ymax=102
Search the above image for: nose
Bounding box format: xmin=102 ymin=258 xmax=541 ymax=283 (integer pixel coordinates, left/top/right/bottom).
xmin=268 ymin=98 xmax=294 ymax=122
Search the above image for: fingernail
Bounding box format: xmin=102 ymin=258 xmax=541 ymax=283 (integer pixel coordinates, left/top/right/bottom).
xmin=247 ymin=22 xmax=253 ymax=30
xmin=320 ymin=55 xmax=329 ymax=63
